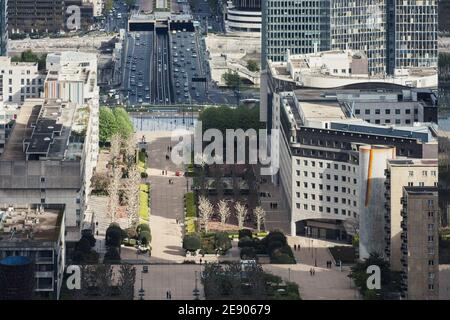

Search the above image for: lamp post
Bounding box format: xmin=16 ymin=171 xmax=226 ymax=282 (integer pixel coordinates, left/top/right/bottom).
xmin=193 ymin=270 xmax=200 ymax=300
xmin=138 ymin=266 xmax=147 ymax=300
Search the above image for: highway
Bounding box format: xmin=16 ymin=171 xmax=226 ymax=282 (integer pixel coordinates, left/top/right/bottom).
xmin=154 ymin=32 xmax=173 ymax=104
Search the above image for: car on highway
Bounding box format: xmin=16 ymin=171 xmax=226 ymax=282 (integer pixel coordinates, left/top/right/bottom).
xmin=145 ymin=86 xmax=150 ymax=91
xmin=145 ymin=94 xmax=150 ymax=99
xmin=138 ymin=82 xmax=143 ymax=87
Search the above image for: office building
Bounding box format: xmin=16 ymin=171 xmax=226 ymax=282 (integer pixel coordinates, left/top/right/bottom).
xmin=262 ymin=0 xmax=438 ymax=75
xmin=0 ymin=205 xmax=66 ymax=299
xmin=385 ymin=159 xmax=438 ymax=271
xmin=262 ymin=50 xmax=438 ymax=128
xmin=0 ymin=56 xmax=45 ymax=104
xmin=0 ymin=102 xmax=20 ymax=155
xmin=0 ymin=0 xmax=7 ymax=56
xmin=400 ymin=186 xmax=439 ymax=300
xmin=8 ymin=0 xmax=94 ymax=34
xmin=273 ymin=89 xmax=437 ymax=241
xmin=226 ymin=0 xmax=261 ymax=33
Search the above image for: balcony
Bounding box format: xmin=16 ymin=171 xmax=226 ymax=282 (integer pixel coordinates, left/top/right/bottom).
xmin=401 ymin=221 xmax=407 ymax=231
xmin=400 ymin=210 xmax=407 ymax=218
xmin=400 ymin=197 xmax=406 ymax=205
xmin=384 ymin=203 xmax=390 ymax=210
xmin=384 ymin=169 xmax=390 ymax=178
xmin=35 ymin=256 xmax=53 ymax=264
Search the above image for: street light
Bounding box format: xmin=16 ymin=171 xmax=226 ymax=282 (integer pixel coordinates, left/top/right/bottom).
xmin=192 ymin=270 xmax=200 ymax=300
xmin=138 ymin=266 xmax=147 ymax=300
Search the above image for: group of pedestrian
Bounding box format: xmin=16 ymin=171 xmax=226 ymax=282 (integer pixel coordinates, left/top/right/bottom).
xmin=309 ymin=268 xmax=316 ymax=276
xmin=168 ymin=179 xmax=174 ymax=184
xmin=166 ymin=290 xmax=172 ymax=299
xmin=161 ymin=170 xmax=168 ymax=175
xmin=293 ymin=244 xmax=301 ymax=251
xmin=326 ymin=260 xmax=333 ymax=268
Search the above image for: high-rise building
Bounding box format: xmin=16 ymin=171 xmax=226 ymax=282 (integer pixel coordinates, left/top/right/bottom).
xmin=400 ymin=186 xmax=439 ymax=300
xmin=0 ymin=0 xmax=7 ymax=56
xmin=226 ymin=0 xmax=262 ymax=33
xmin=384 ymin=159 xmax=438 ymax=271
xmin=262 ymin=0 xmax=438 ymax=75
xmin=261 ymin=0 xmax=330 ymax=68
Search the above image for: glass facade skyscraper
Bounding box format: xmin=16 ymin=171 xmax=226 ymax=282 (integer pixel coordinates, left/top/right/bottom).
xmin=0 ymin=0 xmax=7 ymax=56
xmin=262 ymin=0 xmax=438 ymax=75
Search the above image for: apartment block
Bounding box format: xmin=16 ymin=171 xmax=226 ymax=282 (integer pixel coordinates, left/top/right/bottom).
xmin=0 ymin=102 xmax=20 ymax=155
xmin=273 ymin=89 xmax=437 ymax=244
xmin=0 ymin=205 xmax=65 ymax=299
xmin=400 ymin=186 xmax=439 ymax=300
xmin=385 ymin=159 xmax=438 ymax=271
xmin=0 ymin=56 xmax=45 ymax=104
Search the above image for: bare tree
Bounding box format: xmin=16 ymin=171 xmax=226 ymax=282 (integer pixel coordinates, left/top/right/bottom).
xmin=110 ymin=133 xmax=122 ymax=167
xmin=125 ymin=164 xmax=141 ymax=228
xmin=117 ymin=264 xmax=136 ymax=300
xmin=198 ymin=196 xmax=214 ymax=233
xmin=253 ymin=206 xmax=266 ymax=232
xmin=234 ymin=202 xmax=247 ymax=229
xmin=108 ymin=166 xmax=121 ymax=223
xmin=217 ymin=200 xmax=231 ymax=227
xmin=124 ymin=134 xmax=136 ymax=168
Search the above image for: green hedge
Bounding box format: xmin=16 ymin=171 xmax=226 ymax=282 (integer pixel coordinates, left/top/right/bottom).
xmin=139 ymin=184 xmax=150 ymax=222
xmin=185 ymin=192 xmax=196 ymax=218
xmin=185 ymin=217 xmax=196 ymax=234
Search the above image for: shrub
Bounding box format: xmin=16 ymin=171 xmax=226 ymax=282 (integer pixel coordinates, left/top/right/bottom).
xmin=103 ymin=247 xmax=121 ymax=263
xmin=136 ymin=223 xmax=150 ymax=234
xmin=183 ymin=234 xmax=201 ymax=252
xmin=185 ymin=217 xmax=196 ymax=234
xmin=139 ymin=231 xmax=152 ymax=246
xmin=125 ymin=227 xmax=138 ymax=239
xmin=270 ymin=252 xmax=296 ymax=264
xmin=267 ymin=240 xmax=284 ymax=255
xmin=240 ymin=246 xmax=256 ymax=259
xmin=185 ymin=192 xmax=197 ymax=217
xmin=201 ymin=236 xmax=216 ymax=254
xmin=264 ymin=231 xmax=287 ymax=246
xmin=141 ymin=172 xmax=148 ymax=178
xmin=238 ymin=236 xmax=255 ymax=248
xmin=214 ymin=232 xmax=232 ymax=254
xmin=105 ymin=223 xmax=123 ymax=248
xmin=239 ymin=229 xmax=253 ymax=239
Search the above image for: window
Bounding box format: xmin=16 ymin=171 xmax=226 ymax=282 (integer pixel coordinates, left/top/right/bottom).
xmin=303 ymin=193 xmax=308 ymax=199
xmin=303 ymin=204 xmax=308 ymax=210
xmin=355 ymin=109 xmax=360 ymax=115
xmin=296 ymin=203 xmax=300 ymax=209
xmin=375 ymin=109 xmax=380 ymax=115
xmin=422 ymin=171 xmax=428 ymax=177
xmin=365 ymin=109 xmax=370 ymax=115
xmin=405 ymin=109 xmax=411 ymax=114
xmin=395 ymin=109 xmax=400 ymax=115
xmin=409 ymin=171 xmax=414 ymax=177
xmin=385 ymin=109 xmax=391 ymax=115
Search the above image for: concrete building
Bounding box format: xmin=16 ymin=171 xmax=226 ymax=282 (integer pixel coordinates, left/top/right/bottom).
xmin=0 ymin=102 xmax=20 ymax=155
xmin=261 ymin=50 xmax=438 ymax=126
xmin=0 ymin=0 xmax=7 ymax=56
xmin=400 ymin=186 xmax=439 ymax=300
xmin=0 ymin=56 xmax=45 ymax=104
xmin=8 ymin=0 xmax=94 ymax=34
xmin=0 ymin=205 xmax=66 ymax=299
xmin=385 ymin=159 xmax=438 ymax=271
xmin=226 ymin=0 xmax=261 ymax=34
xmin=262 ymin=0 xmax=438 ymax=75
xmin=45 ymin=52 xmax=99 ymax=105
xmin=273 ymin=89 xmax=438 ymax=241
xmin=0 ymin=52 xmax=99 ymax=240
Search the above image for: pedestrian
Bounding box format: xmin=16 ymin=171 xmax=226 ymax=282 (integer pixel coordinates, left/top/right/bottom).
xmin=162 ymin=170 xmax=164 ymax=175
xmin=200 ymin=258 xmax=202 ymax=265
xmin=309 ymin=268 xmax=312 ymax=276
xmin=312 ymin=268 xmax=315 ymax=276
xmin=169 ymin=291 xmax=172 ymax=300
xmin=166 ymin=291 xmax=169 ymax=299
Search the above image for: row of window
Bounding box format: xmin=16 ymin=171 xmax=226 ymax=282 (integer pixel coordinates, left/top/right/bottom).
xmin=296 ymin=193 xmax=357 ymax=206
xmin=295 ymin=202 xmax=357 ymax=217
xmin=355 ymin=108 xmax=417 ymax=115
xmin=295 ymin=181 xmax=358 ymax=195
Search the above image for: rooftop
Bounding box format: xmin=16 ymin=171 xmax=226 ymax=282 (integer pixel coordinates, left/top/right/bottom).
xmin=388 ymin=159 xmax=438 ymax=167
xmin=0 ymin=98 xmax=87 ymax=161
xmin=0 ymin=205 xmax=64 ymax=247
xmin=404 ymin=186 xmax=438 ymax=196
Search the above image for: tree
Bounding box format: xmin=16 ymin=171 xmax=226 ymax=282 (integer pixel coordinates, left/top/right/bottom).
xmin=117 ymin=264 xmax=136 ymax=300
xmin=103 ymin=247 xmax=121 ymax=263
xmin=110 ymin=133 xmax=122 ymax=167
xmin=222 ymin=70 xmax=241 ymax=89
xmin=214 ymin=232 xmax=232 ymax=254
xmin=139 ymin=231 xmax=151 ymax=246
xmin=198 ymin=196 xmax=214 ymax=233
xmin=113 ymin=107 xmax=134 ymax=139
xmin=91 ymin=172 xmax=110 ymax=195
xmin=99 ymin=107 xmax=118 ymax=143
xmin=183 ymin=234 xmax=201 ymax=252
xmin=234 ymin=202 xmax=247 ymax=229
xmin=124 ymin=134 xmax=136 ymax=167
xmin=107 ymin=166 xmax=121 ymax=223
xmin=125 ymin=164 xmax=140 ymax=228
xmin=105 ymin=223 xmax=123 ymax=248
xmin=217 ymin=200 xmax=231 ymax=227
xmin=247 ymin=60 xmax=260 ymax=72
xmin=253 ymin=206 xmax=266 ymax=232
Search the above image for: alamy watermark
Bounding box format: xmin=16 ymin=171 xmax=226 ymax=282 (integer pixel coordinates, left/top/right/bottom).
xmin=66 ymin=5 xmax=81 ymax=31
xmin=170 ymin=121 xmax=280 ymax=175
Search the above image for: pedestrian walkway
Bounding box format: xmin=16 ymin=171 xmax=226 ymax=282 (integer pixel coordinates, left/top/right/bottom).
xmin=137 ymin=131 xmax=190 ymax=263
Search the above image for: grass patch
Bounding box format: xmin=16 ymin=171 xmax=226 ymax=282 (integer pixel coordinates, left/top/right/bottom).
xmin=139 ymin=184 xmax=150 ymax=222
xmin=185 ymin=192 xmax=196 ymax=218
xmin=138 ymin=150 xmax=146 ymax=173
xmin=185 ymin=217 xmax=196 ymax=234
